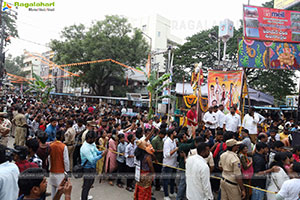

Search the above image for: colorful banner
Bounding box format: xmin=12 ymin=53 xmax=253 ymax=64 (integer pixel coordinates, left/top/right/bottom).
xmin=274 ymin=0 xmax=300 ymax=9
xmin=238 ymin=38 xmax=300 ymax=70
xmin=207 ymin=70 xmax=243 ymax=112
xmin=243 ymin=5 xmax=300 ymax=43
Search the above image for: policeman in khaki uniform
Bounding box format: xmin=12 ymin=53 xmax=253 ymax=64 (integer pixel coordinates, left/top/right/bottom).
xmin=219 ymin=139 xmax=246 ymax=200
xmin=12 ymin=108 xmax=27 ymax=146
xmin=0 ymin=112 xmax=12 ymax=146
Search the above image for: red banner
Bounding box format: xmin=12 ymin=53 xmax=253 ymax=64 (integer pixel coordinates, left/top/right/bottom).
xmin=243 ymin=5 xmax=300 ymax=43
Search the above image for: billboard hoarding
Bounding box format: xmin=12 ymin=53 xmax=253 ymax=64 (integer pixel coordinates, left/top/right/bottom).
xmin=238 ymin=38 xmax=300 ymax=70
xmin=243 ymin=5 xmax=300 ymax=43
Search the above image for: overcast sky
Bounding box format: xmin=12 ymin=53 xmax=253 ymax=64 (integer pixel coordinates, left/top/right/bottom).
xmin=5 ymin=0 xmax=269 ymax=57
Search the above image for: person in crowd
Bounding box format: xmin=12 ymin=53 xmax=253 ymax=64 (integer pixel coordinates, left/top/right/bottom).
xmin=276 ymin=162 xmax=300 ymax=200
xmin=162 ymin=128 xmax=178 ymax=200
xmin=174 ymin=106 xmax=185 ymax=126
xmin=56 ymin=118 xmax=66 ymax=132
xmin=176 ymin=128 xmax=196 ymax=200
xmin=45 ymin=118 xmax=58 ymax=142
xmin=267 ymin=129 xmax=279 ymax=149
xmin=293 ymin=145 xmax=300 ymax=162
xmin=280 ymin=127 xmax=290 ymax=142
xmin=267 ymin=152 xmax=290 ymax=200
xmin=105 ymin=131 xmax=118 ymax=186
xmin=186 ymin=104 xmax=197 ymax=137
xmin=17 ymin=168 xmax=72 ymax=200
xmin=151 ymin=128 xmax=165 ymax=191
xmin=36 ymin=130 xmax=51 ymax=171
xmin=269 ymin=141 xmax=285 ymax=166
xmin=73 ymin=118 xmax=86 ymax=167
xmin=64 ymin=120 xmax=76 ymax=170
xmin=241 ymin=129 xmax=252 ymax=155
xmin=0 ymin=144 xmax=20 ymax=200
xmin=125 ymin=134 xmax=136 ymax=192
xmin=81 ymin=121 xmax=97 ymax=143
xmin=223 ymin=107 xmax=241 ymax=139
xmin=238 ymin=144 xmax=253 ymax=199
xmin=26 ymin=138 xmax=43 ymax=168
xmin=242 ymin=107 xmax=259 ymax=144
xmin=252 ymin=142 xmax=279 ymax=200
xmin=134 ymin=140 xmax=155 ymax=200
xmin=186 ymin=142 xmax=213 ymax=200
xmin=116 ymin=133 xmax=127 ymax=188
xmin=219 ymin=139 xmax=245 ymax=200
xmin=80 ymin=130 xmax=107 ymax=200
xmin=12 ymin=107 xmax=28 ymax=146
xmin=49 ymin=130 xmax=70 ymax=200
xmin=97 ymin=129 xmax=108 ymax=183
xmin=13 ymin=145 xmax=39 ymax=173
xmin=216 ymin=104 xmax=225 ymax=129
xmin=203 ymin=106 xmax=217 ymax=137
xmin=0 ymin=112 xmax=11 ymax=147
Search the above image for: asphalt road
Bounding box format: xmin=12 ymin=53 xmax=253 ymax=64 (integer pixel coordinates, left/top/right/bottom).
xmin=8 ymin=137 xmax=167 ymax=200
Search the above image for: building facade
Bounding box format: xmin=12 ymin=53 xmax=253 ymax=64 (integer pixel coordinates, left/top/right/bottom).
xmin=130 ymin=14 xmax=183 ymax=73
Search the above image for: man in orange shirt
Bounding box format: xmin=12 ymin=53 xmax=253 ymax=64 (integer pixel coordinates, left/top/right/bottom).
xmin=49 ymin=130 xmax=70 ymax=200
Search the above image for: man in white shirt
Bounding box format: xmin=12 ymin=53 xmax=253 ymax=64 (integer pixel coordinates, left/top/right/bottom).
xmin=186 ymin=142 xmax=213 ymax=200
xmin=223 ymin=107 xmax=241 ymax=139
xmin=276 ymin=162 xmax=300 ymax=200
xmin=203 ymin=107 xmax=217 ymax=136
xmin=216 ymin=104 xmax=226 ymax=129
xmin=0 ymin=144 xmax=20 ymax=200
xmin=242 ymin=108 xmax=259 ymax=144
xmin=162 ymin=129 xmax=178 ymax=200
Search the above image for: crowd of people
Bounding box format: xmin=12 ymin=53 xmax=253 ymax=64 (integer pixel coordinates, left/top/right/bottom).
xmin=0 ymin=94 xmax=300 ymax=200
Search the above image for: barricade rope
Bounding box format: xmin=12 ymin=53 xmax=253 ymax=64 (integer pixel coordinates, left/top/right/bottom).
xmin=98 ymin=145 xmax=277 ymax=194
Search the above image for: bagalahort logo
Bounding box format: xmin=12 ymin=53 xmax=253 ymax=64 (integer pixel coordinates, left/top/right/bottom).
xmin=14 ymin=2 xmax=55 ymax=11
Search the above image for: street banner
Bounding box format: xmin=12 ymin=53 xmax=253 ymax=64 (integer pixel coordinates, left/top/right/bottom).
xmin=274 ymin=0 xmax=300 ymax=9
xmin=207 ymin=70 xmax=243 ymax=112
xmin=238 ymin=38 xmax=300 ymax=70
xmin=243 ymin=5 xmax=300 ymax=43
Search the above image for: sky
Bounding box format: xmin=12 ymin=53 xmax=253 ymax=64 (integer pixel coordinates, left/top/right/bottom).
xmin=5 ymin=0 xmax=269 ymax=57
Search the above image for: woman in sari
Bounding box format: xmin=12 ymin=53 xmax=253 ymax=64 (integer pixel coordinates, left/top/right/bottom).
xmin=134 ymin=140 xmax=155 ymax=200
xmin=105 ymin=130 xmax=118 ymax=186
xmin=97 ymin=129 xmax=108 ymax=183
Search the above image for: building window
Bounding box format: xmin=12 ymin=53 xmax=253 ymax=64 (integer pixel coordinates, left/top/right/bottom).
xmin=157 ymin=31 xmax=160 ymax=37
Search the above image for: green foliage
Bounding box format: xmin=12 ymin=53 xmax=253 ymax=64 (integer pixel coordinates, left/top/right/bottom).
xmin=3 ymin=11 xmax=18 ymax=46
xmin=4 ymin=54 xmax=29 ymax=77
xmin=255 ymin=44 xmax=263 ymax=68
xmin=50 ymin=15 xmax=148 ymax=96
xmin=297 ymin=44 xmax=300 ymax=52
xmin=26 ymin=73 xmax=54 ymax=104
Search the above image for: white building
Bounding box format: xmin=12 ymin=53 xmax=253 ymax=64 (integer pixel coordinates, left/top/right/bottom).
xmin=130 ymin=14 xmax=183 ymax=73
xmin=22 ymin=54 xmax=42 ymax=79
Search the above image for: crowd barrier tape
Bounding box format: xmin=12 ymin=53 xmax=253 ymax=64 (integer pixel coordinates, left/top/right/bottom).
xmin=96 ymin=145 xmax=277 ymax=194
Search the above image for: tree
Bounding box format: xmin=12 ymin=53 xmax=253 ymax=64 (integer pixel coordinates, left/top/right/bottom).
xmin=4 ymin=54 xmax=29 ymax=77
xmin=2 ymin=10 xmax=18 ymax=45
xmin=25 ymin=73 xmax=54 ymax=104
xmin=50 ymin=15 xmax=149 ymax=96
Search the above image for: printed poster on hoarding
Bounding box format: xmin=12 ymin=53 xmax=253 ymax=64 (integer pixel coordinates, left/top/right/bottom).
xmin=207 ymin=70 xmax=243 ymax=113
xmin=243 ymin=5 xmax=300 ymax=43
xmin=238 ymin=38 xmax=300 ymax=70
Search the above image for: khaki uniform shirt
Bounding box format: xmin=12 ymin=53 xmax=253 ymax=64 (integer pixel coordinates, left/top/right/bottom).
xmin=219 ymin=151 xmax=241 ymax=183
xmin=64 ymin=127 xmax=76 ymax=145
xmin=12 ymin=113 xmax=27 ymax=127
